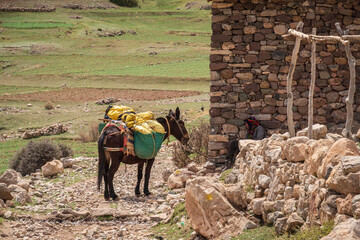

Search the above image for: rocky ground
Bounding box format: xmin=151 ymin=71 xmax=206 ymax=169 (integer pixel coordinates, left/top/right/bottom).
xmin=0 ymin=146 xmax=186 ymax=240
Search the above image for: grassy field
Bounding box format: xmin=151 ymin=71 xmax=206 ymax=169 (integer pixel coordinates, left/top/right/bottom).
xmin=0 ymin=0 xmax=211 ymax=174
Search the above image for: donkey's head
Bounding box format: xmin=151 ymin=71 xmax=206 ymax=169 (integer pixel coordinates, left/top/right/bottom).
xmin=158 ymin=107 xmax=189 ymax=144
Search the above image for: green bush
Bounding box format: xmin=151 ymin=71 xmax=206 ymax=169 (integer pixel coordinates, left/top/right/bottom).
xmin=9 ymin=140 xmax=73 ymax=176
xmin=110 ymin=0 xmax=138 ymax=8
xmin=58 ymin=143 xmax=74 ymax=158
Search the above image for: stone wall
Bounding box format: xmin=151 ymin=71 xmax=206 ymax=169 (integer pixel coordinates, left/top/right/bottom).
xmin=209 ymin=0 xmax=360 ymax=164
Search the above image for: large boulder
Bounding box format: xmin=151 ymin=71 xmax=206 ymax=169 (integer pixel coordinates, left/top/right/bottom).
xmin=167 ymin=169 xmax=195 ymax=189
xmin=185 ymin=177 xmax=256 ymax=239
xmin=0 ymin=169 xmax=21 ymax=186
xmin=296 ymin=124 xmax=328 ymax=140
xmin=41 ymin=160 xmax=64 ymax=178
xmin=282 ymin=136 xmax=309 ymax=162
xmin=304 ymin=139 xmax=334 ymax=176
xmin=320 ymin=218 xmax=360 ymax=240
xmin=326 ymin=164 xmax=360 ymax=195
xmin=318 ymin=138 xmax=359 ymax=179
xmin=0 ymin=183 xmax=13 ymax=201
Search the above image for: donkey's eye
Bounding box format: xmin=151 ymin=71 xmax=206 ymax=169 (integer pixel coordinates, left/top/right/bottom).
xmin=178 ymin=120 xmax=184 ymax=125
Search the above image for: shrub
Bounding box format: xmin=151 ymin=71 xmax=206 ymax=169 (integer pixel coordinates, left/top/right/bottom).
xmin=77 ymin=121 xmax=99 ymax=143
xmin=286 ymin=220 xmax=334 ymax=240
xmin=10 ymin=140 xmax=62 ymax=176
xmin=58 ymin=143 xmax=74 ymax=158
xmin=44 ymin=102 xmax=54 ymax=110
xmin=110 ymin=0 xmax=138 ymax=8
xmin=172 ymin=121 xmax=209 ymax=168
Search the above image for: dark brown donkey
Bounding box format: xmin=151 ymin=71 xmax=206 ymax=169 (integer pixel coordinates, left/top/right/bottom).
xmin=97 ymin=107 xmax=189 ymax=200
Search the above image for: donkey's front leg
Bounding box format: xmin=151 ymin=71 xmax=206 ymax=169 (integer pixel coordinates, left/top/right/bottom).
xmin=144 ymin=159 xmax=154 ymax=196
xmin=135 ymin=162 xmax=144 ymax=196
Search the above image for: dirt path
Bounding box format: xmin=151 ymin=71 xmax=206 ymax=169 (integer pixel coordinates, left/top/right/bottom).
xmin=1 ymin=146 xmax=182 ymax=240
xmin=0 ymin=88 xmax=201 ymax=102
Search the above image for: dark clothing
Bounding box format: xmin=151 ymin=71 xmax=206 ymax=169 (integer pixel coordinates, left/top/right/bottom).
xmin=223 ymin=125 xmax=266 ymax=171
xmin=248 ymin=126 xmax=266 ymax=140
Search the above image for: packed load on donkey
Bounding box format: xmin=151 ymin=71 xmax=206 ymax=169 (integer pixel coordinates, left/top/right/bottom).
xmin=98 ymin=107 xmax=189 ymax=199
xmin=99 ymin=105 xmax=166 ymax=159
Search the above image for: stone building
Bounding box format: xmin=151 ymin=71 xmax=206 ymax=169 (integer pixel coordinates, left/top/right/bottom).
xmin=209 ymin=0 xmax=360 ymax=164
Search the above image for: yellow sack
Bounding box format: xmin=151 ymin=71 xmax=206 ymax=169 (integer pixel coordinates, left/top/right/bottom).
xmin=134 ymin=122 xmax=153 ymax=134
xmin=136 ymin=111 xmax=155 ymax=121
xmin=107 ymin=106 xmax=135 ymax=120
xmin=146 ymin=120 xmax=166 ymax=134
xmin=105 ymin=106 xmax=165 ymax=134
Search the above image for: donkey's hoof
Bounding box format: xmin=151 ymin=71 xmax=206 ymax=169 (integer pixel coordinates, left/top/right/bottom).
xmin=111 ymin=194 xmax=118 ymax=201
xmin=144 ymin=191 xmax=152 ymax=196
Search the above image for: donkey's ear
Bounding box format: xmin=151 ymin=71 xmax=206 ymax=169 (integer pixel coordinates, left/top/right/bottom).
xmin=175 ymin=107 xmax=180 ymax=120
xmin=169 ymin=109 xmax=175 ymax=117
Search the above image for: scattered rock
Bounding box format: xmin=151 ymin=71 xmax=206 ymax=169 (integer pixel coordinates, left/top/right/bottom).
xmin=167 ymin=169 xmax=195 ymax=189
xmin=0 ymin=169 xmax=20 ymax=186
xmin=0 ymin=183 xmax=13 ymax=201
xmin=224 ymin=183 xmax=247 ymax=210
xmin=41 ymin=160 xmax=64 ymax=178
xmin=296 ymin=124 xmax=328 ymax=140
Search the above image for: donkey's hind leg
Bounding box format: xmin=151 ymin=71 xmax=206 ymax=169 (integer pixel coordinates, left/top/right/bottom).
xmin=108 ymin=153 xmax=121 ymax=200
xmin=135 ymin=162 xmax=144 ymax=196
xmin=144 ymin=159 xmax=155 ymax=196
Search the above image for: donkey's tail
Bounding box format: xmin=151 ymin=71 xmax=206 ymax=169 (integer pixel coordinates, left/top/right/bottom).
xmin=98 ymin=131 xmax=107 ymax=191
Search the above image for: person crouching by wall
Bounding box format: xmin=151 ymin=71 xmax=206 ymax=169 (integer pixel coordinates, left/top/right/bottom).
xmin=223 ymin=116 xmax=266 ymax=171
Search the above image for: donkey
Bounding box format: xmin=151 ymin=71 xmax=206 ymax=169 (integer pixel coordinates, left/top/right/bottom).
xmin=97 ymin=107 xmax=189 ymax=200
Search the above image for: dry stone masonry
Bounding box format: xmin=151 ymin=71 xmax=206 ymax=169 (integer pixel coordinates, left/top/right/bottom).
xmin=209 ymin=0 xmax=360 ymax=164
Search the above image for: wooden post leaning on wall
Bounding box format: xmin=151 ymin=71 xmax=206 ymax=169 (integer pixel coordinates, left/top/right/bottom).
xmin=308 ymin=28 xmax=317 ymax=139
xmin=335 ymin=23 xmax=356 ymax=139
xmin=286 ymin=21 xmax=304 ymax=137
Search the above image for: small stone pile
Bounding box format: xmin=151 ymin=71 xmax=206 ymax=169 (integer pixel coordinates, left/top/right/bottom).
xmin=97 ymin=29 xmax=126 ymax=37
xmin=0 ymin=6 xmax=56 ymax=12
xmin=95 ymin=97 xmax=119 ymax=105
xmin=21 ymin=123 xmax=69 ymax=139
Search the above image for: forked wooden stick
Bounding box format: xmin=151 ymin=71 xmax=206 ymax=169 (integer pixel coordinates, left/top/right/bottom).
xmin=287 ymin=21 xmax=304 ymax=137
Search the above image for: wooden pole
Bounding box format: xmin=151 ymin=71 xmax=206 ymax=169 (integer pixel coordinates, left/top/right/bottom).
xmin=287 ymin=29 xmax=349 ymax=45
xmin=308 ymin=28 xmax=317 ymax=139
xmin=287 ymin=21 xmax=303 ymax=137
xmin=335 ymin=23 xmax=356 ymax=139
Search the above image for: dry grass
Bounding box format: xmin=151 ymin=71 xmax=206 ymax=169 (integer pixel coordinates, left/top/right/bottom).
xmin=77 ymin=122 xmax=99 ymax=143
xmin=44 ymin=101 xmax=54 ymax=110
xmin=172 ymin=121 xmax=209 ymax=168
